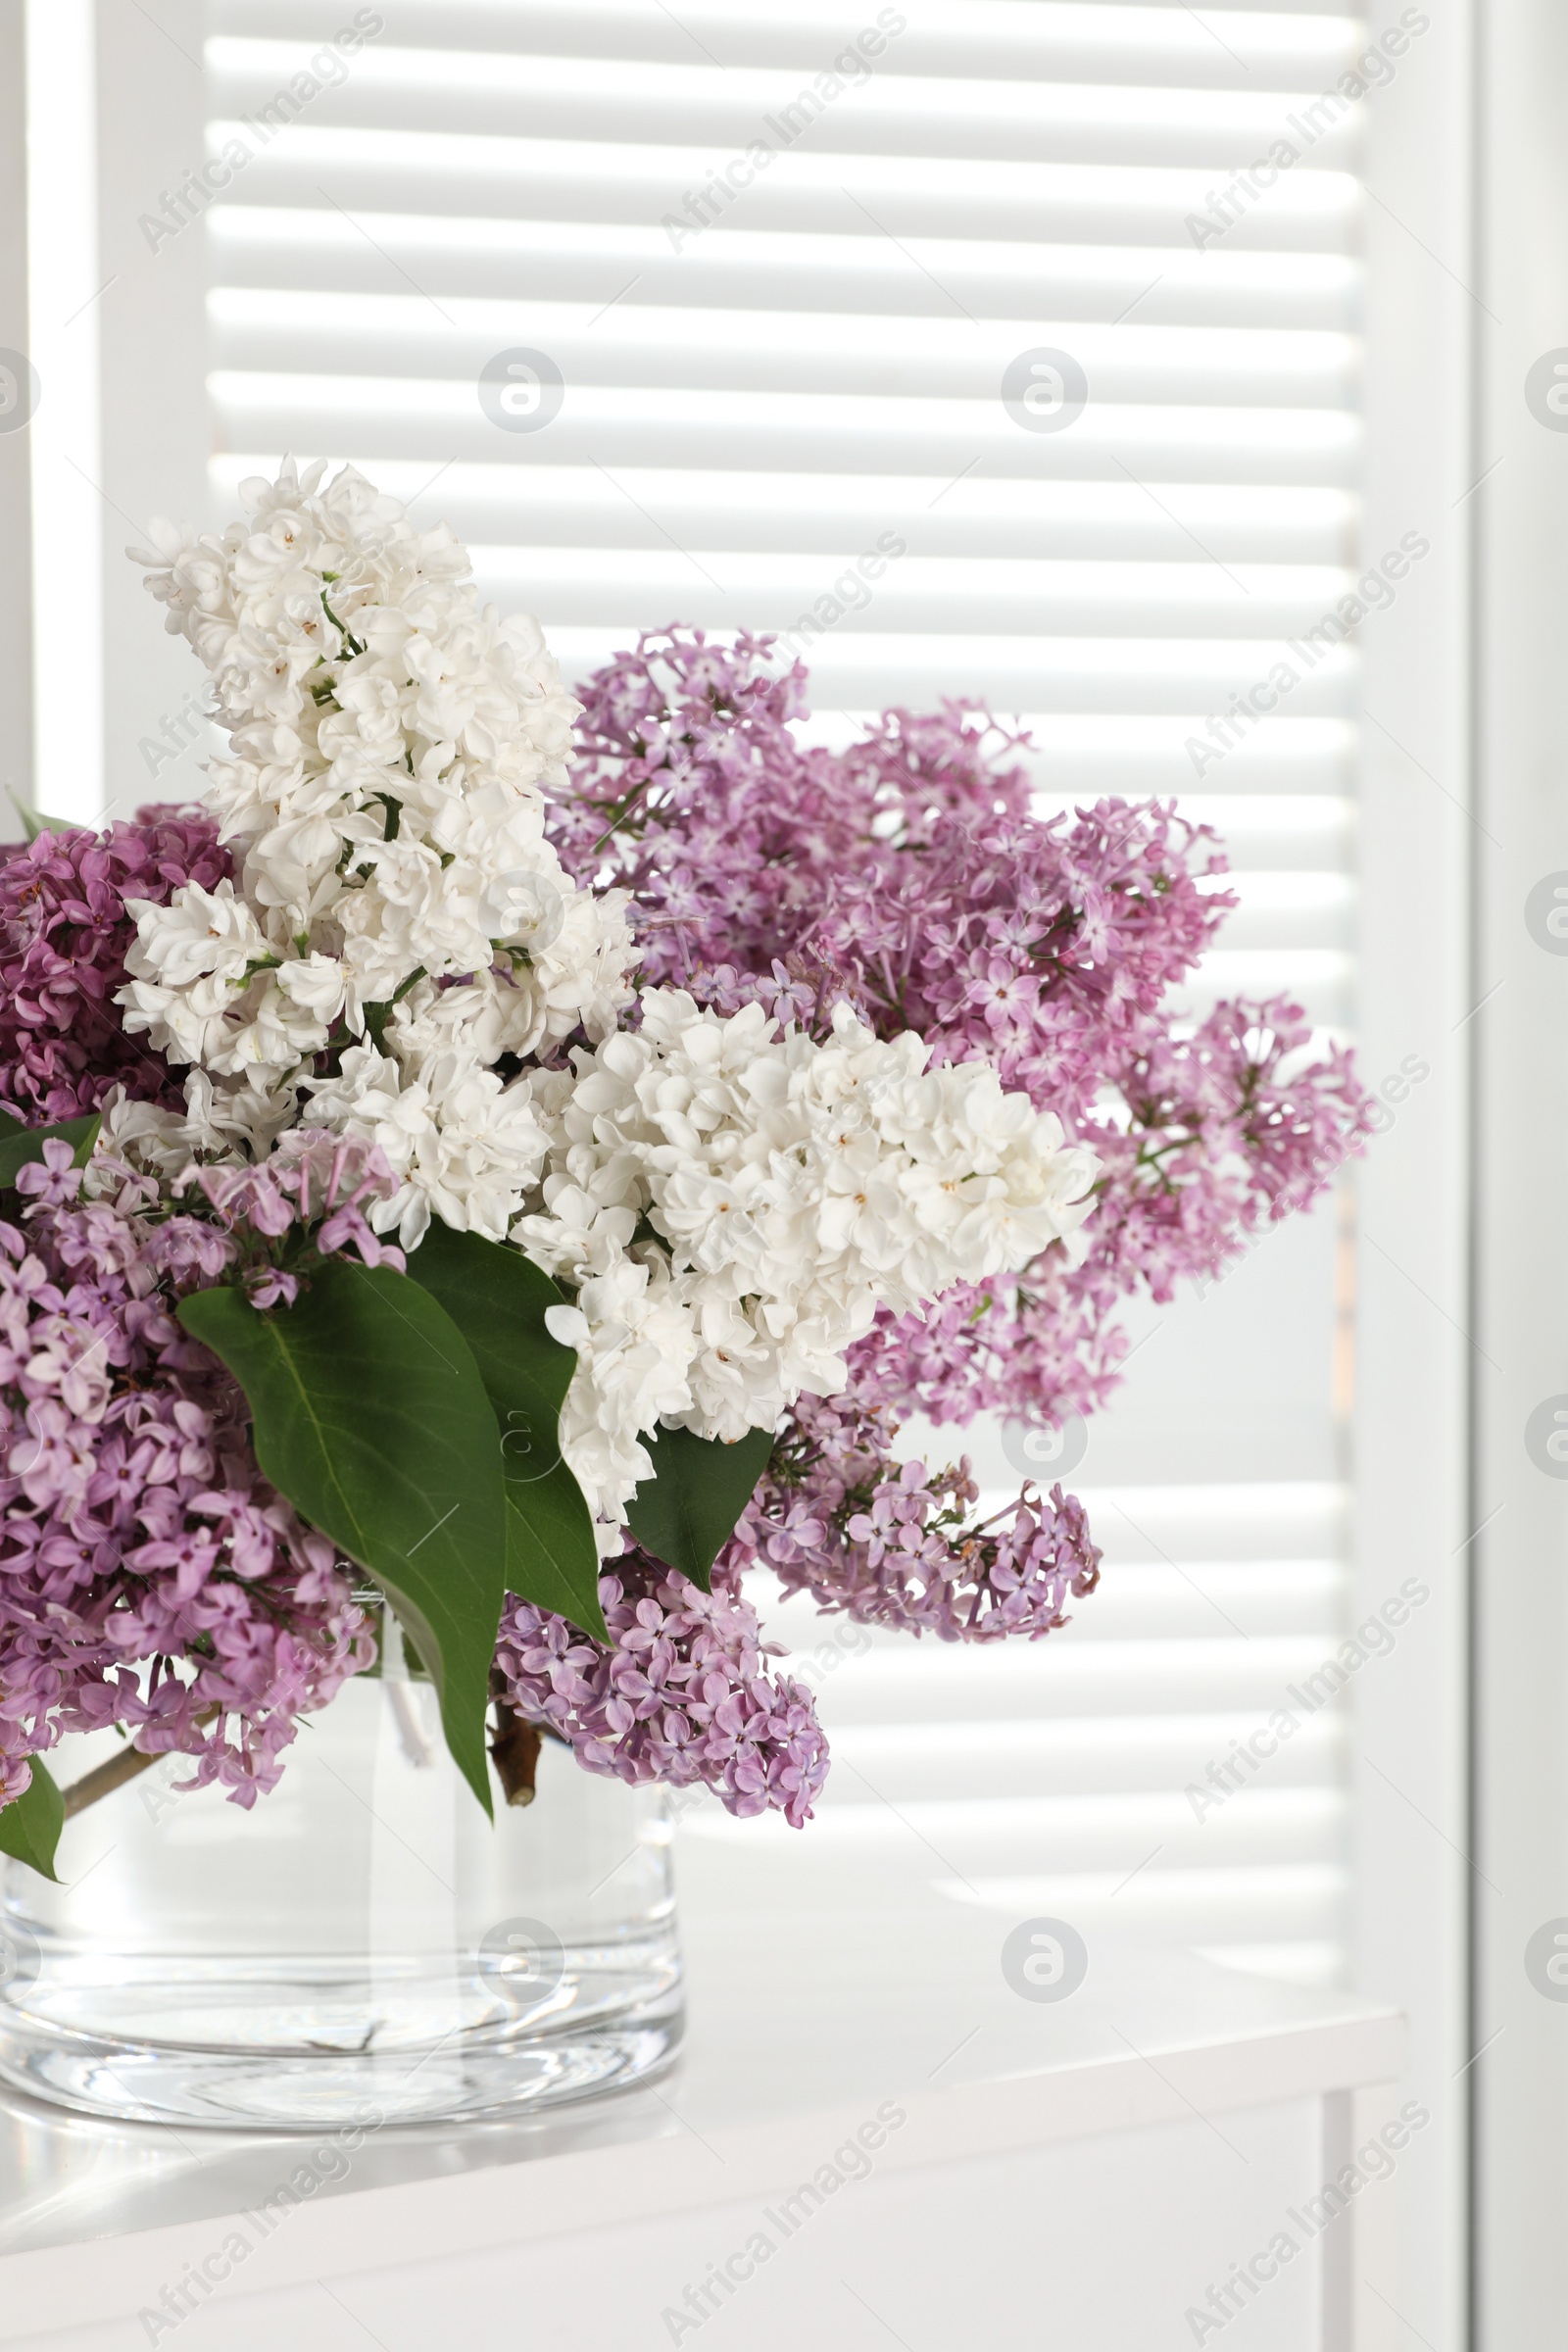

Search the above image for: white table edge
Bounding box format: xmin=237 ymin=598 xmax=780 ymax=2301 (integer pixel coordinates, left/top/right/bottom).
xmin=0 ymin=2001 xmax=1406 ymax=2343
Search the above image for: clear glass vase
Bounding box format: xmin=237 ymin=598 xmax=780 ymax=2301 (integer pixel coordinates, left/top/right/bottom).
xmin=0 ymin=1660 xmax=681 ymax=2132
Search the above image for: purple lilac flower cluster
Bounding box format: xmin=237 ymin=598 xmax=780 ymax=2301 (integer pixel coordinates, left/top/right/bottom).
xmin=180 ymin=1129 xmax=408 ymax=1307
xmin=494 ymin=1558 xmax=828 ymax=1828
xmin=0 ymin=1141 xmax=385 ymax=1809
xmin=0 ymin=623 xmax=1372 ymax=1836
xmin=554 ymin=627 xmax=1373 ymax=1640
xmin=0 ymin=808 xmax=228 ymax=1124
xmin=733 ymin=1392 xmax=1102 ymax=1644
xmin=0 ymin=806 xmax=832 ymax=1831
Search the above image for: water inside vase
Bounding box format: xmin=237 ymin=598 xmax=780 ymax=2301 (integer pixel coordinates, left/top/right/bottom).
xmin=0 ymin=1672 xmax=681 ymax=2130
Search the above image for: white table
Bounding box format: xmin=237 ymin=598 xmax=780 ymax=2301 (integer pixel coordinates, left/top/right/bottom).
xmin=0 ymin=1867 xmax=1402 ymax=2352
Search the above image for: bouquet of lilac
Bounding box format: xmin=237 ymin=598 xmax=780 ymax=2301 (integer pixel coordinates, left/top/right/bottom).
xmin=0 ymin=464 xmax=1369 ymax=1878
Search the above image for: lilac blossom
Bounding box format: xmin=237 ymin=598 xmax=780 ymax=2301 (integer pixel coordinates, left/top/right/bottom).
xmin=0 ymin=1142 xmax=388 ymax=1809
xmin=177 ymin=1129 xmax=408 ymax=1306
xmin=0 ymin=807 xmax=229 ymax=1124
xmin=553 ymin=626 xmax=1375 ymax=1631
xmin=851 ymin=996 xmax=1372 ymax=1432
xmin=494 ymin=1553 xmax=829 ymax=1829
xmin=0 ymin=622 xmax=1376 ymax=1834
xmin=731 ymin=1392 xmax=1102 ymax=1642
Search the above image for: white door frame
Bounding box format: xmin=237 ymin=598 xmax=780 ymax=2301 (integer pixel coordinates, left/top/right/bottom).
xmin=1354 ymin=0 xmax=1475 ymax=2342
xmin=1469 ymin=0 xmax=1568 ymax=2338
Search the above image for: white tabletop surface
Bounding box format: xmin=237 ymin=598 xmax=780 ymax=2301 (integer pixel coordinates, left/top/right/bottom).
xmin=0 ymin=1841 xmax=1402 ymax=2347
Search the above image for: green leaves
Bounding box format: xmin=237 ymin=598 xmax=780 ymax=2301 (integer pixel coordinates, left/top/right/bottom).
xmin=0 ymin=1759 xmax=64 ymax=1882
xmin=0 ymin=1108 xmax=101 ymax=1190
xmin=404 ymin=1224 xmax=608 ymax=1643
xmin=627 ymin=1421 xmax=774 ymax=1592
xmin=175 ymin=1231 xmax=612 ymax=1810
xmin=170 ymin=1219 xmax=777 ymax=1814
xmin=178 ymin=1263 xmax=509 ymax=1818
xmin=8 ymin=795 xmax=78 ymax=844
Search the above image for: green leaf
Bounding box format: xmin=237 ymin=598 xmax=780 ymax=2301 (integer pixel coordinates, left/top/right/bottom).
xmin=0 ymin=1759 xmax=64 ymax=1882
xmin=403 ymin=1223 xmax=608 ymax=1643
xmin=626 ymin=1421 xmax=775 ymax=1592
xmin=0 ymin=1111 xmax=101 ymax=1187
xmin=9 ymin=794 xmax=80 ymax=844
xmin=177 ymin=1263 xmax=509 ymax=1817
xmin=500 ymin=1469 xmax=608 ymax=1644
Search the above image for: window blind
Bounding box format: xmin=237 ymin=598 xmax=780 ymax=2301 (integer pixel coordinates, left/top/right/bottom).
xmin=202 ymin=0 xmax=1367 ymax=1983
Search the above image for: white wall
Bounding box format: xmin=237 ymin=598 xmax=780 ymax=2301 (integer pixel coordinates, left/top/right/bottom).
xmin=0 ymin=0 xmax=34 ymax=833
xmin=1472 ymin=0 xmax=1568 ymax=2336
xmin=92 ymin=0 xmax=209 ymax=824
xmin=1352 ymin=0 xmax=1477 ymax=2343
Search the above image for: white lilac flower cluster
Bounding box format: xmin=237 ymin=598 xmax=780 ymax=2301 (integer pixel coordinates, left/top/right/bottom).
xmin=116 ymin=458 xmax=634 ymax=1244
xmin=517 ymin=991 xmax=1100 ymax=1544
xmin=111 ymin=461 xmax=1099 ymax=1555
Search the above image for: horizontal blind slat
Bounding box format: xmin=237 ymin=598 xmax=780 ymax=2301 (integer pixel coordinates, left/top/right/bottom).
xmin=211 ymin=0 xmax=1375 ymax=76
xmin=210 ymin=213 xmax=1360 ymax=321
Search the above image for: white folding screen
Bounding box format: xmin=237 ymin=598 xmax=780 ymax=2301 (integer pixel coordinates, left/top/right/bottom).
xmin=179 ymin=0 xmax=1388 ymax=1984
xmin=2 ymin=0 xmax=1481 ymax=2335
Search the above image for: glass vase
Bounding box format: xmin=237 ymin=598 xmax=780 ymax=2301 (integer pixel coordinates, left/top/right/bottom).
xmin=0 ymin=1661 xmax=681 ymax=2132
